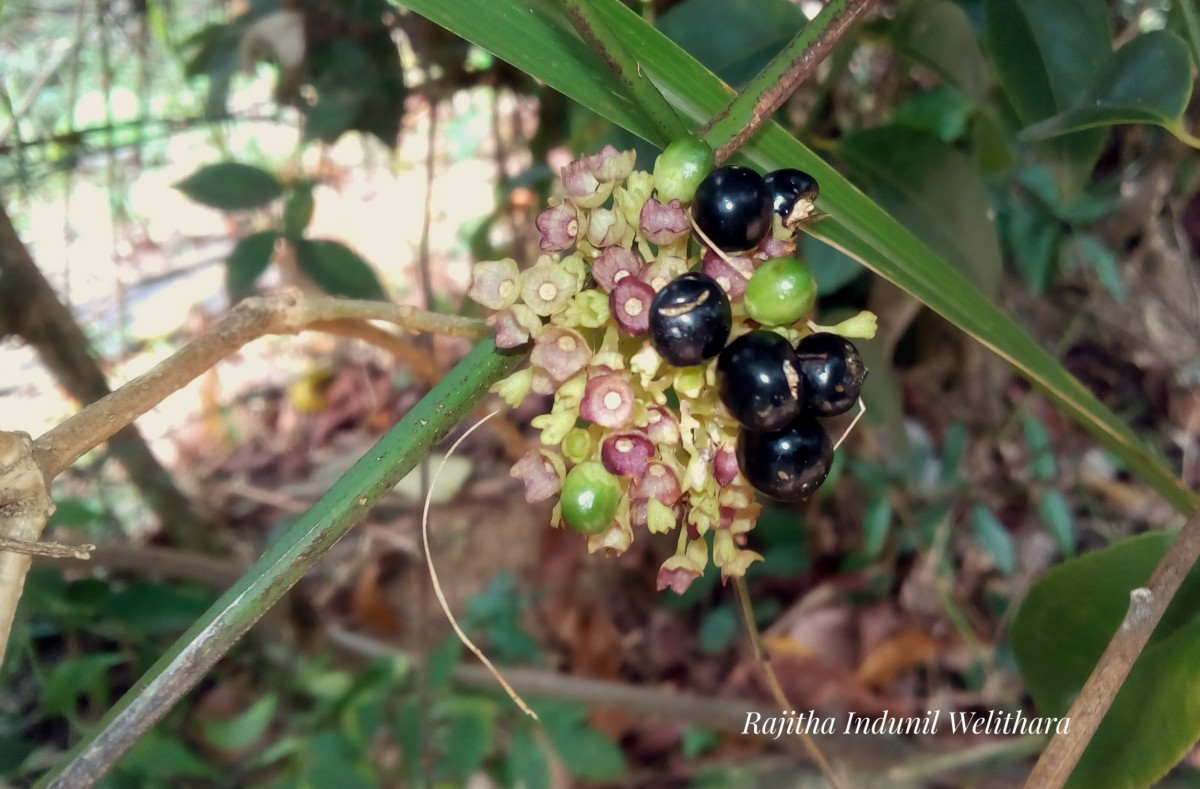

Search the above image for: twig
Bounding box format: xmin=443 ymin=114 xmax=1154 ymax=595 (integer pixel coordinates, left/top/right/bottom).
xmin=0 ymin=536 xmax=94 ymax=560
xmin=733 ymin=577 xmax=845 ymax=789
xmin=563 ymin=0 xmax=687 ymax=145
xmin=1024 ymin=506 xmax=1200 ymax=788
xmin=32 ymin=294 xmax=486 ymax=479
xmin=699 ymin=0 xmax=877 ymax=165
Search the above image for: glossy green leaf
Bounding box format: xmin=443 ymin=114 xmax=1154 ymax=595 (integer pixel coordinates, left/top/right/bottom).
xmin=1020 ymin=32 xmax=1195 ymax=144
xmin=225 ymin=230 xmax=278 ymax=301
xmin=1012 ymin=532 xmax=1200 ymax=788
xmin=984 ymin=0 xmax=1109 ymax=197
xmin=969 ymin=505 xmax=1015 ymax=575
xmin=1022 ymin=412 xmax=1056 ymax=480
xmin=295 ymin=239 xmax=388 ymax=301
xmin=174 ymin=162 xmax=284 ymax=211
xmin=836 ymin=126 xmax=1003 ymax=296
xmin=802 ymin=234 xmax=864 ymax=295
xmin=892 ymin=85 xmax=975 ymax=141
xmin=890 ymin=0 xmax=990 ymax=102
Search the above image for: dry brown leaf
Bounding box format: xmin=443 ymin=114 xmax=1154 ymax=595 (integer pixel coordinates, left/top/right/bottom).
xmin=855 ymin=628 xmax=937 ymax=690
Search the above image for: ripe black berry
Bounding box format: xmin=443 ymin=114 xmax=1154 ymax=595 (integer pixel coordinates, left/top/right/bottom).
xmin=736 ymin=416 xmax=833 ymax=501
xmin=692 ymin=166 xmax=773 ymax=252
xmin=648 ymin=272 xmax=732 ymax=367
xmin=716 ymin=331 xmax=801 ymax=431
xmin=795 ymin=332 xmax=867 ymax=417
xmin=764 ymin=169 xmax=819 ymax=227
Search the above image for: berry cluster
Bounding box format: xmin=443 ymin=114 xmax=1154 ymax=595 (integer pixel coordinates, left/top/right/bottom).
xmin=468 ymin=140 xmax=875 ymax=593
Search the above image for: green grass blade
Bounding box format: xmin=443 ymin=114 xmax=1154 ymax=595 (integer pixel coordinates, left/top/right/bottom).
xmin=37 ymin=340 xmax=524 ymax=787
xmin=395 ymin=0 xmax=1196 ymax=515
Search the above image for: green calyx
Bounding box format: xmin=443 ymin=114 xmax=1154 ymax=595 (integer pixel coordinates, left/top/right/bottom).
xmin=653 ymin=136 xmax=715 ymax=204
xmin=560 ymin=461 xmax=621 ymax=534
xmin=744 ymin=256 xmax=817 ymax=326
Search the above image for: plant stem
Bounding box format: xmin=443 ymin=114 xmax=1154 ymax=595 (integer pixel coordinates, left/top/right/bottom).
xmin=563 ymin=0 xmax=687 ymax=145
xmin=36 ymin=339 xmax=524 ymax=789
xmin=700 ymin=0 xmax=877 ymax=164
xmin=1023 ymin=505 xmax=1200 ymax=788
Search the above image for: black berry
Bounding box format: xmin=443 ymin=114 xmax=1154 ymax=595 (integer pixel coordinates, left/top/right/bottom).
xmin=692 ymin=166 xmax=772 ymax=252
xmin=795 ymin=333 xmax=867 ymax=417
xmin=736 ymin=416 xmax=833 ymax=501
xmin=716 ymin=331 xmax=802 ymax=431
xmin=764 ymin=168 xmax=819 ymax=227
xmin=648 ymin=272 xmax=732 ymax=367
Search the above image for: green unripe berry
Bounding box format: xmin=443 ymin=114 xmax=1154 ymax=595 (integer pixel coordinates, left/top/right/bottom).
xmin=744 ymin=257 xmax=817 ymax=326
xmin=560 ymin=462 xmax=621 ymax=534
xmin=653 ymin=137 xmax=715 ymax=204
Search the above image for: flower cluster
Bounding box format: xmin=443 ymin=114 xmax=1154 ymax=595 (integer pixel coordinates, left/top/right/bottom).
xmin=468 ymin=142 xmax=874 ymax=594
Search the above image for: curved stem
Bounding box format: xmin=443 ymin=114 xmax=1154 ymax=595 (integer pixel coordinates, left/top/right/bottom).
xmin=36 ymin=340 xmax=525 ymax=788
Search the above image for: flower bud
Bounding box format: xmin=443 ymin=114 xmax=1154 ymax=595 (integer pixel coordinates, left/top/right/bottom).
xmin=639 ymin=197 xmax=690 ymax=246
xmin=486 ymin=304 xmax=541 ymax=348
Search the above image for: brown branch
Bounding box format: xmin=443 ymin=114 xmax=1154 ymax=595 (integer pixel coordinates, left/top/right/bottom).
xmin=1025 ymin=506 xmax=1200 ymax=787
xmin=32 ymin=294 xmax=487 ymax=480
xmin=0 ymin=536 xmax=94 ymax=560
xmin=0 ymin=198 xmax=214 ymax=548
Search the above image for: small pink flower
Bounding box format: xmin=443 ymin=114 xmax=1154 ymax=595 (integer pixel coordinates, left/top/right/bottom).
xmin=610 ymin=277 xmax=655 ymax=335
xmin=592 ymin=246 xmax=641 ymax=293
xmin=530 ymin=327 xmax=591 ymax=387
xmin=639 ymin=197 xmax=689 ymax=246
xmin=535 ymin=203 xmax=580 ymax=252
xmin=486 ymin=305 xmax=540 ymax=348
xmin=601 ymin=432 xmax=654 ymax=477
xmin=511 ymin=449 xmax=565 ymax=503
xmin=580 ymin=371 xmax=634 ymax=428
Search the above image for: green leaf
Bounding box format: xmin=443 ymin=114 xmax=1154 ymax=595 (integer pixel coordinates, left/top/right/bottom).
xmin=115 ymin=730 xmax=218 ymax=780
xmin=506 ymin=726 xmax=550 ymax=789
xmin=295 ymin=239 xmax=388 ymax=301
xmin=1012 ymin=532 xmax=1200 ymax=788
xmin=863 ymin=495 xmax=892 ymax=561
xmin=657 ymin=0 xmax=803 ymax=87
xmin=1071 ymin=233 xmax=1125 ymax=302
xmin=47 ymin=498 xmax=103 ymax=528
xmin=697 ymin=604 xmax=740 ymax=654
xmin=200 ymin=693 xmax=277 ymax=752
xmin=284 ymin=185 xmax=315 ymax=241
xmin=1037 ymin=488 xmax=1075 ymax=555
xmin=174 ymin=162 xmax=284 ymax=211
xmin=1020 ymin=32 xmax=1195 ymax=143
xmin=441 ymin=699 xmax=496 ymax=779
xmin=998 ymin=192 xmax=1062 ymax=293
xmin=984 ymin=0 xmax=1109 ymax=197
xmin=892 ymin=85 xmax=974 ymax=141
xmin=99 ymin=582 xmax=216 ymax=636
xmin=801 ymin=234 xmax=864 ymax=296
xmin=970 ymin=108 xmax=1015 ymax=176
xmin=226 ymin=231 xmax=279 ymax=301
xmin=544 ymin=720 xmax=626 ymax=781
xmin=890 ymin=0 xmax=990 ymax=102
xmin=969 ymin=505 xmax=1015 ymax=576
xmin=1022 ymin=412 xmax=1056 ymax=480
xmin=835 ymin=126 xmax=1003 ymax=296
xmin=41 ymin=653 xmax=126 ymax=717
